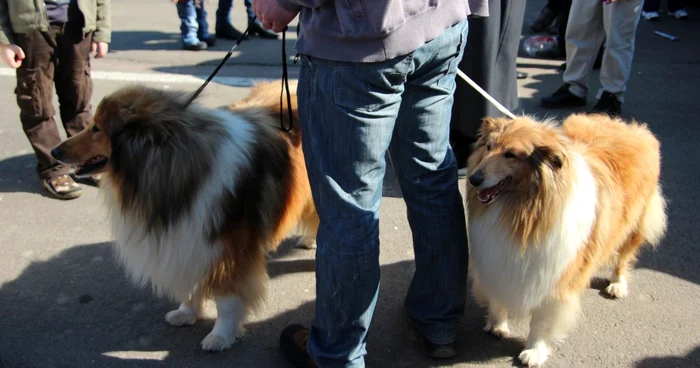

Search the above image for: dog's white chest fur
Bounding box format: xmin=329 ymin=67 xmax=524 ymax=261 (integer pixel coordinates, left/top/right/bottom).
xmin=468 ymin=153 xmax=598 ymax=313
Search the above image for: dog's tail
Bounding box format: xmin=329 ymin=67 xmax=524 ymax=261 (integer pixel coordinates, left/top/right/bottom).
xmin=640 ymin=184 xmax=668 ymax=247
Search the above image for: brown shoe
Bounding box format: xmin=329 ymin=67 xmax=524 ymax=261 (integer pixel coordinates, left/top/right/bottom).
xmin=280 ymin=324 xmax=317 ymax=368
xmin=42 ymin=174 xmax=82 ymax=200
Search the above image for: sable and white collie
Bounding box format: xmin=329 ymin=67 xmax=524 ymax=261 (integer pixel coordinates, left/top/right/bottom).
xmin=51 ymin=81 xmax=318 ymax=352
xmin=465 ymin=114 xmax=668 ymax=367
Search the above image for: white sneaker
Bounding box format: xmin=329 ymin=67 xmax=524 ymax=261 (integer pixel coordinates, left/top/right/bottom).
xmin=668 ymin=9 xmax=689 ymax=20
xmin=642 ymin=11 xmax=660 ymax=21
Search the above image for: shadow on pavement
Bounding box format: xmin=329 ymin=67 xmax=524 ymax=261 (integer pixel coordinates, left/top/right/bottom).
xmin=635 ymin=346 xmax=700 ymax=368
xmin=0 ymin=153 xmax=52 ymax=198
xmin=0 ymin=239 xmax=525 ymax=367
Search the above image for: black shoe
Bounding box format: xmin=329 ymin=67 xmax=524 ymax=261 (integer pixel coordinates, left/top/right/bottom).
xmin=182 ymin=41 xmax=207 ymax=51
xmin=517 ymin=71 xmax=528 ymax=79
xmin=249 ymin=20 xmax=279 ymax=39
xmin=424 ymin=337 xmax=457 ymax=359
xmin=280 ymin=324 xmax=317 ymax=368
xmin=541 ymin=84 xmax=587 ymax=108
xmin=590 ymin=91 xmax=621 ymax=116
xmin=216 ymin=23 xmax=249 ymax=40
xmin=200 ymin=35 xmax=216 ymax=47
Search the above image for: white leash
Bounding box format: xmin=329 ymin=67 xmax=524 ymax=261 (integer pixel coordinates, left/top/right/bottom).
xmin=456 ymin=69 xmax=517 ymax=120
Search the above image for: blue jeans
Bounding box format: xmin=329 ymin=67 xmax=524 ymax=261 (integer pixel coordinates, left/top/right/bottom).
xmin=299 ymin=19 xmax=470 ymax=368
xmin=216 ymin=0 xmax=255 ymax=26
xmin=176 ymin=0 xmax=210 ymax=45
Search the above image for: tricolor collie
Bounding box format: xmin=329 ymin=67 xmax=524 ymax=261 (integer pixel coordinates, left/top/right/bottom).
xmin=51 ymin=81 xmax=318 ymax=351
xmin=465 ymin=114 xmax=667 ymax=367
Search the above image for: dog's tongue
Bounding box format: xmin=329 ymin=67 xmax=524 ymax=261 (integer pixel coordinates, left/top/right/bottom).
xmin=477 ymin=186 xmax=499 ymax=203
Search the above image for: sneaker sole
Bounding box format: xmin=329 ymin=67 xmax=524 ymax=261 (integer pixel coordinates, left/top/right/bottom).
xmin=42 ymin=181 xmax=82 ymax=200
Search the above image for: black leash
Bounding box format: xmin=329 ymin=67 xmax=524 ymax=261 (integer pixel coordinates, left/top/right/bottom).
xmin=184 ymin=16 xmax=295 ymax=132
xmin=279 ymin=26 xmax=294 ymax=132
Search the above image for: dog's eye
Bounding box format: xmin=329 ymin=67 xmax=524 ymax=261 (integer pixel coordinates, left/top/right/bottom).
xmin=504 ymin=151 xmax=516 ymax=159
xmin=486 ymin=143 xmax=492 ymax=151
xmin=92 ymin=125 xmax=100 ymax=133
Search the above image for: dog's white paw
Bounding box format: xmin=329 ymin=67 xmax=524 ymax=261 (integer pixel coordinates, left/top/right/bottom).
xmin=201 ymin=333 xmax=236 ymax=352
xmin=165 ymin=309 xmax=197 ymax=326
xmin=605 ymin=276 xmax=629 ymax=298
xmin=484 ymin=321 xmax=510 ymax=339
xmin=518 ymin=343 xmax=550 ymax=367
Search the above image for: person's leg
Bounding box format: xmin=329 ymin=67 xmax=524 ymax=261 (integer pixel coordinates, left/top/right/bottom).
xmin=215 ymin=0 xmax=248 ymax=39
xmin=562 ymin=0 xmax=605 ymax=98
xmin=392 ymin=19 xmax=469 ymax=348
xmin=216 ymin=0 xmax=232 ymax=28
xmin=450 ymin=0 xmax=525 ymax=171
xmin=298 ymin=54 xmax=407 ymax=367
xmin=176 ymin=0 xmax=202 ymax=46
xmin=14 ymin=26 xmax=82 ymax=198
xmin=54 ymin=18 xmax=94 ymax=139
xmin=595 ymin=0 xmax=643 ymax=107
xmin=196 ymin=1 xmax=211 ymax=40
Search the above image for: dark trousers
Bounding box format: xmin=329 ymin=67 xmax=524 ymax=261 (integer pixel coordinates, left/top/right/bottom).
xmin=14 ymin=22 xmax=93 ymax=180
xmin=450 ymin=0 xmax=526 ymax=139
xmin=643 ymin=0 xmax=687 ymax=12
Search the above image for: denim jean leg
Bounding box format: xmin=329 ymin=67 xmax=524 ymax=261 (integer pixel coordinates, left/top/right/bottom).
xmin=298 ymin=55 xmax=408 ymax=367
xmin=176 ymin=1 xmax=199 ymax=45
xmin=390 ymin=19 xmax=470 ymax=345
xmin=216 ymin=0 xmax=232 ymax=27
xmin=196 ymin=1 xmax=210 ymax=40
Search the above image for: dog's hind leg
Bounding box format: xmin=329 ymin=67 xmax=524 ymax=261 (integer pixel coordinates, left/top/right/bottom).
xmin=606 ymin=187 xmax=667 ymax=299
xmin=165 ymin=287 xmax=204 ymax=327
xmin=298 ymin=204 xmax=319 ymax=250
xmin=605 ymin=232 xmax=645 ymax=298
xmin=519 ymin=295 xmax=580 ymax=368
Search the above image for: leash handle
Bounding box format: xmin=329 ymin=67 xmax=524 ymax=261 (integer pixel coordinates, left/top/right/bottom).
xmin=185 ymin=16 xmax=259 ymax=107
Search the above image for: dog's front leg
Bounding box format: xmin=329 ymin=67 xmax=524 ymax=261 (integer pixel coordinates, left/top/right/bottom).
xmin=165 ymin=288 xmax=204 ymax=326
xmin=484 ymin=301 xmax=510 ymax=338
xmin=519 ymin=296 xmax=580 ymax=367
xmin=201 ymin=295 xmax=247 ymax=352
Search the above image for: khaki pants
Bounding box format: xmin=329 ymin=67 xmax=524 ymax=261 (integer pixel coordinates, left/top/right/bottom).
xmin=563 ymin=0 xmax=643 ymax=102
xmin=14 ymin=22 xmax=94 ymax=180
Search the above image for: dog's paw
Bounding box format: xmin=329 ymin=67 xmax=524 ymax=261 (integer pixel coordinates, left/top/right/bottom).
xmin=484 ymin=321 xmax=510 ymax=339
xmin=518 ymin=343 xmax=550 ymax=367
xmin=165 ymin=309 xmax=197 ymax=326
xmin=604 ymin=277 xmax=629 ymax=298
xmin=201 ymin=333 xmax=236 ymax=352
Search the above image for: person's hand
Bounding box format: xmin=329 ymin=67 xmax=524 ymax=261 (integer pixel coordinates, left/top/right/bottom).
xmin=0 ymin=44 xmax=25 ymax=69
xmin=253 ymin=0 xmax=299 ymax=33
xmin=91 ymin=41 xmax=109 ymax=58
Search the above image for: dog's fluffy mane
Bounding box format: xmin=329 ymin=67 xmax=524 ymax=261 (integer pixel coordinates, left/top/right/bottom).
xmin=97 ymin=84 xmax=296 ymax=245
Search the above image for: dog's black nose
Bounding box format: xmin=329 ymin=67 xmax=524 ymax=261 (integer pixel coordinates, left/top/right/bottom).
xmin=50 ymin=147 xmax=61 ymax=160
xmin=469 ymin=171 xmax=484 ymax=187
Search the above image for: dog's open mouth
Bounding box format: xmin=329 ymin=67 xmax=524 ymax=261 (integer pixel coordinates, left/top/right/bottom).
xmin=477 ymin=177 xmax=511 ymax=204
xmin=76 ymin=155 xmax=108 ymax=176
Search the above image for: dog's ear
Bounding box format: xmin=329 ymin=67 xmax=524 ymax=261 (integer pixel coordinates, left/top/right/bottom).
xmin=478 ymin=117 xmax=508 ymax=137
xmin=530 ymin=145 xmax=564 ymax=171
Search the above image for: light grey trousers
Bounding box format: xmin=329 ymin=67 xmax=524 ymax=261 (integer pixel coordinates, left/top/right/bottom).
xmin=564 ymin=0 xmax=643 ymax=102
